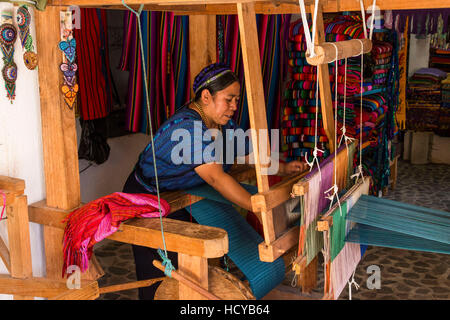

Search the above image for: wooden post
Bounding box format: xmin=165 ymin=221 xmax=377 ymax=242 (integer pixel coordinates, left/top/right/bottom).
xmin=177 ymin=253 xmax=208 ymax=300
xmin=189 ymin=15 xmax=217 ymax=95
xmin=35 ymin=6 xmax=81 ymax=280
xmin=310 ymin=3 xmax=335 ymax=153
xmin=7 ymin=195 xmax=33 ymax=299
xmin=237 ymin=1 xmax=276 ymax=247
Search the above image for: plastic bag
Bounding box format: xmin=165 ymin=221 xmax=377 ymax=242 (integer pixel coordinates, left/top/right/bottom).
xmin=78 ymin=119 xmax=110 ymax=165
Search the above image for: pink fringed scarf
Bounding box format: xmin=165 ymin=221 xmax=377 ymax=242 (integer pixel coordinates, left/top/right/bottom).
xmin=62 ymin=192 xmax=170 ymax=276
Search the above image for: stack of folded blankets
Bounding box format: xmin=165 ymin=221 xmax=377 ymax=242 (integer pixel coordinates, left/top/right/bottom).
xmin=337 ymin=93 xmax=388 ymax=146
xmin=440 ymin=74 xmax=450 ymax=134
xmin=338 ymin=93 xmax=389 ymax=194
xmin=327 ymin=15 xmax=373 ymax=96
xmin=430 ymin=49 xmax=450 ymax=70
xmin=282 ymin=15 xmax=368 ymax=163
xmin=406 ymin=68 xmax=447 ymax=131
xmin=282 ymin=21 xmax=330 ymax=163
xmin=371 ymin=42 xmax=393 ymax=89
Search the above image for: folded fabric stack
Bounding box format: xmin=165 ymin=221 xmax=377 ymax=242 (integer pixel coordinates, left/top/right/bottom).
xmin=326 ymin=15 xmax=375 ymax=96
xmin=439 ymin=74 xmax=450 ymax=133
xmin=371 ymin=42 xmax=393 ymax=89
xmin=406 ymin=68 xmax=447 ymax=131
xmin=324 ymin=14 xmax=365 ymax=41
xmin=337 ymin=93 xmax=388 ymax=145
xmin=430 ymin=49 xmax=450 ymax=71
xmin=337 ymin=92 xmax=390 ymax=194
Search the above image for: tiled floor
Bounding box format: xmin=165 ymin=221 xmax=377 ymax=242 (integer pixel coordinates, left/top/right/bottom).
xmin=94 ymin=160 xmax=450 ymax=300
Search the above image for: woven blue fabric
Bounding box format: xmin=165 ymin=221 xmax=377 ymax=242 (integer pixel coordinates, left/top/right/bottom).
xmin=186 ymin=183 xmax=286 ymax=299
xmin=346 ymin=224 xmax=450 ymax=255
xmin=347 ymin=195 xmax=450 ymax=245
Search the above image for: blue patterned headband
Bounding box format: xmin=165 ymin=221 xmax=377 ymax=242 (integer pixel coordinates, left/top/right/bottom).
xmin=193 ymin=68 xmax=233 ymax=94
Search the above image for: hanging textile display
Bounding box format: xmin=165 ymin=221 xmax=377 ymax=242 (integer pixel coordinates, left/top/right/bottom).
xmin=120 ymin=11 xmax=190 ymax=134
xmin=390 ymin=9 xmax=450 ymax=35
xmin=58 ymin=10 xmax=78 ymax=110
xmin=284 ymin=13 xmax=398 ymax=195
xmin=121 ymin=12 xmax=289 ymax=134
xmin=217 ymin=14 xmax=291 ymax=131
xmin=0 ymin=9 xmax=17 ymax=102
xmin=16 ymin=5 xmax=37 ymax=70
xmin=73 ymin=8 xmax=113 ymax=120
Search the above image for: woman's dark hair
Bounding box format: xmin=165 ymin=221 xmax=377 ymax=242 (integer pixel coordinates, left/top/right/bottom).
xmin=193 ymin=63 xmax=239 ymax=101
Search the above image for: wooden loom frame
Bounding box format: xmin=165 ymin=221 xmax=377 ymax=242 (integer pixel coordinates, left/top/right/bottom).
xmin=4 ymin=0 xmax=445 ymax=300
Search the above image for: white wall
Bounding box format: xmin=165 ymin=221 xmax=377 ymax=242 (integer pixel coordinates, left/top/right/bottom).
xmin=77 ymin=125 xmax=150 ymax=204
xmin=77 ymin=10 xmax=150 ymax=204
xmin=408 ymin=34 xmax=431 ymax=77
xmin=0 ymin=4 xmax=46 ymax=299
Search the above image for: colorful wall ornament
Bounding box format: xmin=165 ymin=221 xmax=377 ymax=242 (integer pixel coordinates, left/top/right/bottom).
xmin=0 ymin=10 xmax=17 ymax=102
xmin=58 ymin=10 xmax=78 ymax=110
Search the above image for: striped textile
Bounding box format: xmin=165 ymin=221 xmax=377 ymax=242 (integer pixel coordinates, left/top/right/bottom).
xmin=62 ymin=192 xmax=170 ymax=276
xmin=73 ymin=8 xmax=112 ymax=120
xmin=217 ymin=14 xmax=291 ymax=131
xmin=120 ymin=12 xmax=190 ymax=134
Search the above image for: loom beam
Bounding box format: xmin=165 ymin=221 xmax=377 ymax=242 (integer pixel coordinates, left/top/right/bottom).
xmin=305 ymin=38 xmax=373 ymax=66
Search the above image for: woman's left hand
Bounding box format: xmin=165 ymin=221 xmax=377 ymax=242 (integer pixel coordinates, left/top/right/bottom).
xmin=281 ymin=160 xmax=308 ymax=175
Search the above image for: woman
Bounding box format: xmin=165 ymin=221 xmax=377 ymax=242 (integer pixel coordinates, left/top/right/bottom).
xmin=123 ymin=63 xmax=307 ymax=299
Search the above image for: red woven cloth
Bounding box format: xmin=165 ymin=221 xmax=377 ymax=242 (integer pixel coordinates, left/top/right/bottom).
xmin=62 ymin=192 xmax=170 ymax=276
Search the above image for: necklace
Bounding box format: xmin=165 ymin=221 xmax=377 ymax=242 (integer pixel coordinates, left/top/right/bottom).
xmin=192 ymin=101 xmax=222 ymax=132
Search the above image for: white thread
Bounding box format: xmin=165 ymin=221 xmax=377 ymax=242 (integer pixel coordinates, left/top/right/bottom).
xmin=360 ymin=0 xmax=377 ymax=40
xmin=325 ymin=43 xmax=342 ymax=216
xmin=298 ymin=0 xmax=320 ymax=58
xmin=359 ymin=0 xmax=368 ymax=39
xmin=338 ymin=57 xmax=356 ymax=156
xmin=348 ymin=270 xmax=360 ymax=300
xmin=322 ymin=230 xmax=332 ymax=297
xmin=351 ymin=39 xmax=365 ymax=185
xmin=305 ymin=63 xmax=322 ymax=181
xmin=310 ymin=0 xmax=320 ymax=56
xmin=369 ymin=0 xmax=377 ymax=40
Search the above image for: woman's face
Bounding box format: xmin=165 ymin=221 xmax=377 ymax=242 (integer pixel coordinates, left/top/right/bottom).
xmin=208 ymin=81 xmax=240 ymax=126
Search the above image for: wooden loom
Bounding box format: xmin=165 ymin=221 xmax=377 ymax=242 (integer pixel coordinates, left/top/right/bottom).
xmin=2 ymin=0 xmax=447 ymax=300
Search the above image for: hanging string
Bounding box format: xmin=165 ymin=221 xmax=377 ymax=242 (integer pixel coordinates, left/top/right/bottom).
xmin=338 ymin=57 xmax=355 ymax=154
xmin=121 ymin=0 xmax=174 ymax=277
xmin=324 ymin=43 xmax=342 ymax=216
xmin=321 ymin=229 xmax=331 ymax=297
xmin=348 ymin=269 xmax=360 ymax=300
xmin=298 ymin=0 xmax=320 ymax=58
xmin=359 ymin=0 xmax=378 ymax=40
xmin=369 ymin=0 xmax=377 ymax=40
xmin=351 ymin=40 xmax=365 ymax=185
xmin=305 ymin=64 xmax=323 ymax=181
xmin=359 ymin=0 xmax=368 ymax=39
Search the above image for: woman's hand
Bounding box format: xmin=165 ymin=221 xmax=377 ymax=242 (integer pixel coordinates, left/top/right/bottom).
xmin=281 ymin=160 xmax=308 ymax=175
xmin=195 ymin=162 xmax=253 ymax=211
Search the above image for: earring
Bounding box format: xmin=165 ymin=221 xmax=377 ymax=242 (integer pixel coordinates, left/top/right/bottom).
xmin=0 ymin=11 xmax=17 ymax=102
xmin=17 ymin=5 xmax=38 ymax=70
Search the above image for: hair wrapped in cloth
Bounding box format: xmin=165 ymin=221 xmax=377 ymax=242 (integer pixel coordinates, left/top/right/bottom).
xmin=62 ymin=192 xmax=170 ymax=276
